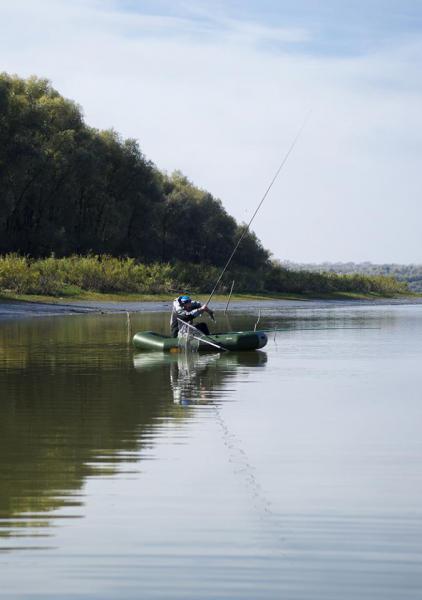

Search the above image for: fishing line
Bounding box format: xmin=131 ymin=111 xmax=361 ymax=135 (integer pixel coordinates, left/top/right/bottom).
xmin=211 ymin=399 xmax=284 ymax=552
xmin=206 ymin=111 xmax=311 ymax=306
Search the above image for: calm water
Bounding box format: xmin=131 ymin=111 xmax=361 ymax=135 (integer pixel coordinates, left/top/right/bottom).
xmin=1 ymin=302 xmax=422 ymax=599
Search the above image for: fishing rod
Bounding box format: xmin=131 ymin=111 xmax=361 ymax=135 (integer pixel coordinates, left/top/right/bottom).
xmin=205 ymin=111 xmax=311 ymax=307
xmin=262 ymin=326 xmax=381 ymax=333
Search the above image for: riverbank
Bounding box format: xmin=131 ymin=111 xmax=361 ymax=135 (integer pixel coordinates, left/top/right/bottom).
xmin=1 ymin=291 xmax=422 ymax=320
xmin=2 ymin=288 xmax=420 ymax=304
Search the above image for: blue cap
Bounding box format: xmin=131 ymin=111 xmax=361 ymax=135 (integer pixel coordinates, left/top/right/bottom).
xmin=179 ymin=295 xmax=191 ymax=303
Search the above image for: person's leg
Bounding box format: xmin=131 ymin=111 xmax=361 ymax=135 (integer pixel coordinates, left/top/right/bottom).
xmin=170 ymin=325 xmax=179 ymax=338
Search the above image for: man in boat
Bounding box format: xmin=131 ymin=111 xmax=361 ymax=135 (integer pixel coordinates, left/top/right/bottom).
xmin=170 ymin=295 xmax=214 ymax=338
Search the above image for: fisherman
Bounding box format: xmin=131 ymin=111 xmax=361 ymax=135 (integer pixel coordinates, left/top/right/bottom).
xmin=170 ymin=295 xmax=214 ymax=338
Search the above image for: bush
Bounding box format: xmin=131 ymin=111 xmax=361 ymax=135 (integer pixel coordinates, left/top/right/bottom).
xmin=0 ymin=255 xmax=38 ymax=294
xmin=0 ymin=254 xmax=409 ymax=297
xmin=32 ymin=257 xmax=65 ymax=295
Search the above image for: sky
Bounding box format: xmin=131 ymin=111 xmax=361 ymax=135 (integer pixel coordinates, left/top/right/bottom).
xmin=1 ymin=0 xmax=422 ymax=263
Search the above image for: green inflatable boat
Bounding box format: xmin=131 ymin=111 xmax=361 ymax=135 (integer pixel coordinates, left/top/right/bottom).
xmin=133 ymin=330 xmax=268 ymax=352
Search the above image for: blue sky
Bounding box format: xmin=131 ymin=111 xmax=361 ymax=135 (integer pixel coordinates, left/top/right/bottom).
xmin=1 ymin=0 xmax=422 ymax=263
xmin=120 ymin=0 xmax=422 ymax=54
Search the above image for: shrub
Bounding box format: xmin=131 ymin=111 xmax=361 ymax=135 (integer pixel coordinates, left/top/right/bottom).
xmin=0 ymin=254 xmax=409 ymax=297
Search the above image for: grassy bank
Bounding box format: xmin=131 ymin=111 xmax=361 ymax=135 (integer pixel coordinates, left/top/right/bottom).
xmin=0 ymin=254 xmax=410 ymax=300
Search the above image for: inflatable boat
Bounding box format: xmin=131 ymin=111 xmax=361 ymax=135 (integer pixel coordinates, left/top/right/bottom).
xmin=133 ymin=330 xmax=268 ymax=352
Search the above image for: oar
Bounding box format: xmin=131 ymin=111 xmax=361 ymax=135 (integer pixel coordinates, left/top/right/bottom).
xmin=177 ymin=318 xmax=228 ymax=352
xmin=192 ymin=335 xmax=226 ymax=350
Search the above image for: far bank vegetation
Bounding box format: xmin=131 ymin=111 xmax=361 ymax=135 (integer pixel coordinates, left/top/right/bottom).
xmin=0 ymin=254 xmax=408 ymax=297
xmin=0 ymin=73 xmax=409 ymax=298
xmin=284 ymin=261 xmax=422 ymax=292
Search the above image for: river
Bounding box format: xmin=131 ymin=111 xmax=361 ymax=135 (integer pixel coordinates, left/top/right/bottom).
xmin=1 ymin=300 xmax=421 ymax=599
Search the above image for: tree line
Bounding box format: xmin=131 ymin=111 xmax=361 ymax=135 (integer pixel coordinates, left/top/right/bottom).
xmin=0 ymin=73 xmax=408 ymax=297
xmin=0 ymin=73 xmax=267 ymax=269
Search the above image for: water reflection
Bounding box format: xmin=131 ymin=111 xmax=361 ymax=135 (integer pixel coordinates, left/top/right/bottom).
xmin=0 ymin=313 xmax=267 ymax=551
xmin=2 ymin=304 xmax=422 ymax=600
xmin=133 ymin=351 xmax=267 ymax=405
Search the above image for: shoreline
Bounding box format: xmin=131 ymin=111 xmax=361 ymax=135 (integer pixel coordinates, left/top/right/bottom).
xmin=2 ymin=289 xmax=421 ymax=303
xmin=1 ymin=292 xmax=422 ymax=321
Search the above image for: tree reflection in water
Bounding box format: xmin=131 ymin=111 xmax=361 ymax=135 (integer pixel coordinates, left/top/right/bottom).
xmin=0 ymin=312 xmax=266 ymax=551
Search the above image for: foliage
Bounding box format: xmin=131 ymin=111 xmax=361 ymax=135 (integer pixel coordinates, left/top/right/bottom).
xmin=265 ymin=262 xmax=408 ymax=295
xmin=0 ymin=73 xmax=267 ymax=270
xmin=0 ymin=254 xmax=38 ymax=294
xmin=0 ymin=254 xmax=408 ymax=297
xmin=0 ymin=73 xmax=409 ymax=298
xmin=283 ymin=261 xmax=422 ymax=292
xmin=0 ymin=254 xmax=174 ymax=295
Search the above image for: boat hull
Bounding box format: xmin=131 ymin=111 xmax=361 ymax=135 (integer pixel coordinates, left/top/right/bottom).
xmin=133 ymin=330 xmax=268 ymax=352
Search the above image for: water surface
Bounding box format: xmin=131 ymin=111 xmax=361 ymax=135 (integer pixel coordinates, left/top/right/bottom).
xmin=1 ymin=303 xmax=422 ymax=599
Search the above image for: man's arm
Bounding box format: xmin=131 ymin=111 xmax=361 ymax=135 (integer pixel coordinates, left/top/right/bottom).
xmin=176 ymin=301 xmax=213 ymax=321
xmin=176 ymin=304 xmax=203 ymax=321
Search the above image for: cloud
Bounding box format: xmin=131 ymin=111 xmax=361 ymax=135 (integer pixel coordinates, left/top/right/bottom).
xmin=1 ymin=0 xmax=422 ymax=262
